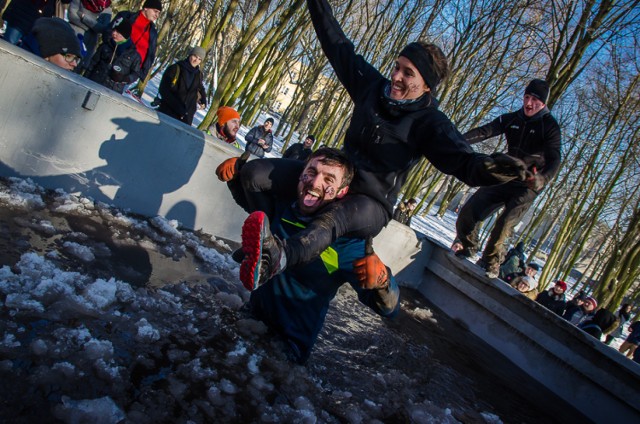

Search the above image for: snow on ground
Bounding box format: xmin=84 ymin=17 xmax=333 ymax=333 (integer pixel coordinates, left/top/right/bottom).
xmin=0 ymin=176 xmax=570 ymax=424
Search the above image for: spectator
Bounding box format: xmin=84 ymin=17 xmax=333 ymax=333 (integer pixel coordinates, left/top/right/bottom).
xmin=157 ymin=46 xmax=207 ymax=126
xmin=499 ymin=241 xmax=526 ymax=279
xmin=563 ymin=295 xmax=597 ymax=325
xmin=535 ymin=280 xmax=567 ymax=316
xmin=282 ymin=135 xmax=314 ymax=161
xmin=109 ymin=0 xmax=161 ymax=83
xmin=453 ymin=79 xmax=562 ymax=278
xmin=2 ymin=0 xmax=56 ymax=45
xmin=510 ymin=275 xmax=538 ymax=300
xmin=67 ymin=0 xmax=112 ymax=73
xmin=619 ymin=320 xmax=640 ymax=359
xmin=216 ymin=0 xmax=527 ymax=290
xmin=244 ymin=118 xmax=274 ymax=158
xmin=219 ymin=147 xmax=399 ymax=364
xmin=504 ymin=262 xmax=539 ymax=285
xmin=579 ymin=308 xmax=618 ymax=341
xmin=20 ymin=17 xmax=81 ymax=71
xmin=207 ymin=106 xmax=241 ymax=146
xmin=605 ymin=303 xmax=632 ymax=345
xmin=392 ymin=198 xmax=417 ymax=226
xmin=85 ymin=16 xmax=140 ymax=94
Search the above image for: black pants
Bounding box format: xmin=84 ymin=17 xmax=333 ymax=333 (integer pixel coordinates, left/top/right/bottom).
xmin=239 ymin=158 xmax=389 ymax=267
xmin=456 ymin=182 xmax=537 ymax=267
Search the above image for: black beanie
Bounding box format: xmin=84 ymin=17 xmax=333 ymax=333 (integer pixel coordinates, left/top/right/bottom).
xmin=32 ymin=17 xmax=82 ymax=59
xmin=307 ymin=135 xmax=315 ymax=142
xmin=525 ymin=79 xmax=550 ymax=104
xmin=265 ymin=118 xmax=274 ymax=125
xmin=111 ymin=16 xmax=132 ymax=39
xmin=142 ymin=0 xmax=163 ymax=11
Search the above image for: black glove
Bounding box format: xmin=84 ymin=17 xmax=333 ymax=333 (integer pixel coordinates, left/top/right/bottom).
xmin=484 ymin=153 xmax=527 ymax=182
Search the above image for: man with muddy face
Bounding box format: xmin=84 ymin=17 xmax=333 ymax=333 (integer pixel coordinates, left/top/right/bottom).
xmin=296 ymin=151 xmax=352 ymax=216
xmin=220 ymin=147 xmax=400 ymax=364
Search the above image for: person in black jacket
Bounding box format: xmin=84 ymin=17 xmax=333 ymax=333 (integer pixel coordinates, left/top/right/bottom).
xmin=535 ymin=280 xmax=567 ymax=316
xmin=157 ymin=47 xmax=207 ymax=126
xmin=282 ymin=135 xmax=314 ymax=161
xmin=452 ymin=79 xmax=562 ymax=278
xmin=215 ymin=0 xmax=528 ymax=289
xmin=86 ymin=16 xmax=141 ymax=94
xmin=108 ymin=0 xmax=161 ymax=83
xmin=2 ymin=0 xmax=57 ymax=45
xmin=393 ymin=198 xmax=417 ymax=226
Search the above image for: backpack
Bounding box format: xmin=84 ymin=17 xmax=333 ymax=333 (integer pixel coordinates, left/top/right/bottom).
xmin=81 ymin=0 xmax=112 ymax=13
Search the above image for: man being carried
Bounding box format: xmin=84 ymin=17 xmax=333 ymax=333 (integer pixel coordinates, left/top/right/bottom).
xmin=217 ymin=147 xmax=399 ymax=364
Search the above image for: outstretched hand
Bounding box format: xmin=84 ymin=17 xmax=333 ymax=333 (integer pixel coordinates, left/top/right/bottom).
xmin=484 ymin=153 xmax=528 ymax=182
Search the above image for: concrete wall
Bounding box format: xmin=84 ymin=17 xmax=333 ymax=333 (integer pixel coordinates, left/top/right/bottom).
xmin=0 ymin=41 xmax=246 ymax=242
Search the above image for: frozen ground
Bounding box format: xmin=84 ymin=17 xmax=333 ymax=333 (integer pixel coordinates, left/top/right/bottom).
xmin=0 ymin=176 xmax=569 ymax=424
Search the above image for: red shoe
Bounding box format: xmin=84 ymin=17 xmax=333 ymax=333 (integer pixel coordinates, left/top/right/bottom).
xmin=240 ymin=211 xmax=285 ymax=291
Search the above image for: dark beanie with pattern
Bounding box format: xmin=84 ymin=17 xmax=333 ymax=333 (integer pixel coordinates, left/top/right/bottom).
xmin=112 ymin=16 xmax=132 ymax=39
xmin=142 ymin=0 xmax=163 ymax=11
xmin=32 ymin=17 xmax=82 ymax=59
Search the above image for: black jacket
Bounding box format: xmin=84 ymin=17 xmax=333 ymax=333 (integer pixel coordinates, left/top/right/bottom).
xmin=3 ymin=0 xmax=56 ymax=34
xmin=86 ymin=38 xmax=141 ymax=93
xmin=464 ymin=109 xmax=562 ymax=190
xmin=535 ymin=289 xmax=566 ymax=316
xmin=308 ymin=0 xmax=515 ymax=216
xmin=158 ymin=59 xmax=206 ymax=125
xmin=283 ymin=143 xmax=312 ymax=161
xmin=109 ymin=10 xmax=158 ymax=81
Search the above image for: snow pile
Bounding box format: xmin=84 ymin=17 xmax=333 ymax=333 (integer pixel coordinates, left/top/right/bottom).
xmin=0 ymin=177 xmax=518 ymax=423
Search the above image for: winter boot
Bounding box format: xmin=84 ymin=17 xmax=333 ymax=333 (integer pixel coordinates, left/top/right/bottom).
xmin=240 ymin=211 xmax=286 ymax=291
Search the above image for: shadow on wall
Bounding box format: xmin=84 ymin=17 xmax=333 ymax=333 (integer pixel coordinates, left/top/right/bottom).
xmin=0 ymin=116 xmax=204 ymax=229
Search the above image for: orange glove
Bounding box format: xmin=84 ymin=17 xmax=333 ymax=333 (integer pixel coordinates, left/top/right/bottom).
xmin=216 ymin=157 xmax=239 ymax=182
xmin=353 ymin=253 xmax=389 ymax=290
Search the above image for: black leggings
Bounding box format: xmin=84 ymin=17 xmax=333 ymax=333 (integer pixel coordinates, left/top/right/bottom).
xmin=240 ymin=158 xmax=389 ymax=267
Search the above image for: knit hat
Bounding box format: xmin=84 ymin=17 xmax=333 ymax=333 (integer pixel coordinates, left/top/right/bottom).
xmin=306 ymin=135 xmax=315 ymax=143
xmin=189 ymin=46 xmax=206 ymax=60
xmin=399 ymin=42 xmax=442 ymax=91
xmin=217 ymin=106 xmax=240 ymax=126
xmin=32 ymin=17 xmax=82 ymax=59
xmin=517 ymin=275 xmax=537 ymax=291
xmin=525 ymin=79 xmax=550 ymax=104
xmin=527 ymin=263 xmax=540 ymax=272
xmin=142 ymin=0 xmax=163 ymax=11
xmin=265 ymin=118 xmax=274 ymax=125
xmin=585 ymin=296 xmax=598 ymax=309
xmin=111 ymin=16 xmax=132 ymax=39
xmin=555 ymin=280 xmax=567 ymax=292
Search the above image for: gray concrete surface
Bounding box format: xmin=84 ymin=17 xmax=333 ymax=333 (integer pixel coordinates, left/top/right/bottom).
xmin=0 ymin=41 xmax=246 ymax=242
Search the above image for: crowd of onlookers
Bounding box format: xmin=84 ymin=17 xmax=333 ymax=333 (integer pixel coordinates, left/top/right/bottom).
xmin=494 ymin=242 xmax=638 ymax=363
